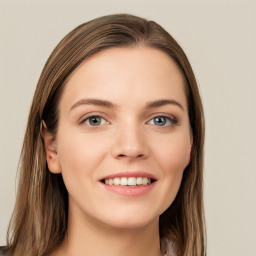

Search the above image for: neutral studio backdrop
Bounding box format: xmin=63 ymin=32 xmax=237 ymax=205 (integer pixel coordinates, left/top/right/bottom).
xmin=0 ymin=0 xmax=255 ymax=255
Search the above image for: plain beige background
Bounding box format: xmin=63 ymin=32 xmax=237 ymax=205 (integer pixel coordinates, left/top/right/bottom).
xmin=0 ymin=0 xmax=255 ymax=255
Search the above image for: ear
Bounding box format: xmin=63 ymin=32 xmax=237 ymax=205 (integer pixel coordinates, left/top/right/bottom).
xmin=41 ymin=121 xmax=62 ymax=174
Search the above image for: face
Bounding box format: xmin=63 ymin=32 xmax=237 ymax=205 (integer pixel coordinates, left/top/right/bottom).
xmin=45 ymin=46 xmax=192 ymax=229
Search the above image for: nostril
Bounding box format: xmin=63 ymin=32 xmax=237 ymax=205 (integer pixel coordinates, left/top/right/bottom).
xmin=118 ymin=153 xmax=145 ymax=158
xmin=112 ymin=143 xmax=149 ymax=159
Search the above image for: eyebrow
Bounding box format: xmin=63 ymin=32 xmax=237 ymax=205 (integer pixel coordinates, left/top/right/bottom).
xmin=70 ymin=99 xmax=114 ymax=111
xmin=146 ymin=99 xmax=184 ymax=111
xmin=70 ymin=98 xmax=184 ymax=112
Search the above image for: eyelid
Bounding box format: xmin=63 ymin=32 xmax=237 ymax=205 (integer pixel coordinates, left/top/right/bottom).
xmin=78 ymin=112 xmax=178 ymax=127
xmin=79 ymin=112 xmax=110 ymax=125
xmin=146 ymin=113 xmax=178 ymax=125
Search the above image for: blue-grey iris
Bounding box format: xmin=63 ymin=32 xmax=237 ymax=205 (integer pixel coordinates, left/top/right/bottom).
xmin=153 ymin=116 xmax=167 ymax=126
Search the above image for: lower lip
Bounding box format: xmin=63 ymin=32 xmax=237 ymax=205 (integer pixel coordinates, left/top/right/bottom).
xmin=100 ymin=182 xmax=156 ymax=197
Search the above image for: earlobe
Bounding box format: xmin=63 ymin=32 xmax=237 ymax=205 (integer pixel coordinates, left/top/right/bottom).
xmin=41 ymin=121 xmax=62 ymax=174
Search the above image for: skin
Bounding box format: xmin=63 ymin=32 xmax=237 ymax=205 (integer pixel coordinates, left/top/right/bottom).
xmin=44 ymin=46 xmax=192 ymax=256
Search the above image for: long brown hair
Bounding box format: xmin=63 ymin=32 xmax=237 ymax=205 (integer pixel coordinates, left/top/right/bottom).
xmin=4 ymin=14 xmax=206 ymax=256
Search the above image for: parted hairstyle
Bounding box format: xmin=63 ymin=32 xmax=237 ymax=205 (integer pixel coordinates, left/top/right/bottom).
xmin=3 ymin=14 xmax=206 ymax=256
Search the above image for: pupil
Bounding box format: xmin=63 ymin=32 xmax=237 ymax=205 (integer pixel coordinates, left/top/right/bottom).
xmin=89 ymin=116 xmax=101 ymax=126
xmin=154 ymin=117 xmax=166 ymax=126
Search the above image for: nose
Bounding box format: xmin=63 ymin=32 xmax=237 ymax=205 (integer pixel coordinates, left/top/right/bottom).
xmin=111 ymin=123 xmax=149 ymax=160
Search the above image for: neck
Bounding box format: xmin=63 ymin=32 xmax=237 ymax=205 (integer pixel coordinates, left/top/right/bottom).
xmin=52 ymin=205 xmax=162 ymax=256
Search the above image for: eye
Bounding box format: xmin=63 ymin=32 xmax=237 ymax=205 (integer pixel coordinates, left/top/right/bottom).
xmin=83 ymin=116 xmax=108 ymax=126
xmin=147 ymin=115 xmax=176 ymax=127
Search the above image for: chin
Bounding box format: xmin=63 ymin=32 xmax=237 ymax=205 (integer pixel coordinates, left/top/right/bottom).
xmin=99 ymin=209 xmax=159 ymax=230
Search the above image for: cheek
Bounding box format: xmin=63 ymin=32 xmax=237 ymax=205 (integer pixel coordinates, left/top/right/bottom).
xmin=160 ymin=136 xmax=191 ymax=200
xmin=147 ymin=135 xmax=191 ymax=215
xmin=56 ymin=128 xmax=107 ymax=170
xmin=55 ymin=129 xmax=109 ymax=204
xmin=55 ymin=130 xmax=109 ymax=195
xmin=156 ymin=135 xmax=191 ymax=175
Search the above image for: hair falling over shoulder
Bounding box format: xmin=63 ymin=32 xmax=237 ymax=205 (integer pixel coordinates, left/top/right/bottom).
xmin=3 ymin=14 xmax=206 ymax=256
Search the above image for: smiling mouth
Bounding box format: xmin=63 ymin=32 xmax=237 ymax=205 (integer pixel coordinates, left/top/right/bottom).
xmin=101 ymin=177 xmax=156 ymax=186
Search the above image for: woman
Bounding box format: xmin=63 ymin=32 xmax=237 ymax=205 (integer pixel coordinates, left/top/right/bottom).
xmin=1 ymin=14 xmax=206 ymax=256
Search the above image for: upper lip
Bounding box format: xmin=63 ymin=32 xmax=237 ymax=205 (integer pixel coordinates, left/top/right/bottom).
xmin=99 ymin=171 xmax=157 ymax=181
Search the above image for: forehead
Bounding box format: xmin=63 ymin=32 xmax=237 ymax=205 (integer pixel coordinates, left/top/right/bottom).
xmin=60 ymin=46 xmax=187 ymax=111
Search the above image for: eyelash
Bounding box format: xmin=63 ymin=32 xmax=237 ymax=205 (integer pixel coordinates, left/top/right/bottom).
xmin=147 ymin=114 xmax=178 ymax=127
xmin=80 ymin=113 xmax=109 ymax=127
xmin=80 ymin=113 xmax=178 ymax=128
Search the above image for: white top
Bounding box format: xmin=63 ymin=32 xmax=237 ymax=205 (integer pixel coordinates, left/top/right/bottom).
xmin=164 ymin=240 xmax=177 ymax=256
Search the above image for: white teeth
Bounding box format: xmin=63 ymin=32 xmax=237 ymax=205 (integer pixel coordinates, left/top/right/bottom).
xmin=113 ymin=177 xmax=120 ymax=185
xmin=127 ymin=177 xmax=136 ymax=186
xmin=104 ymin=177 xmax=152 ymax=186
xmin=120 ymin=177 xmax=128 ymax=186
xmin=142 ymin=177 xmax=148 ymax=185
xmin=136 ymin=177 xmax=143 ymax=185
